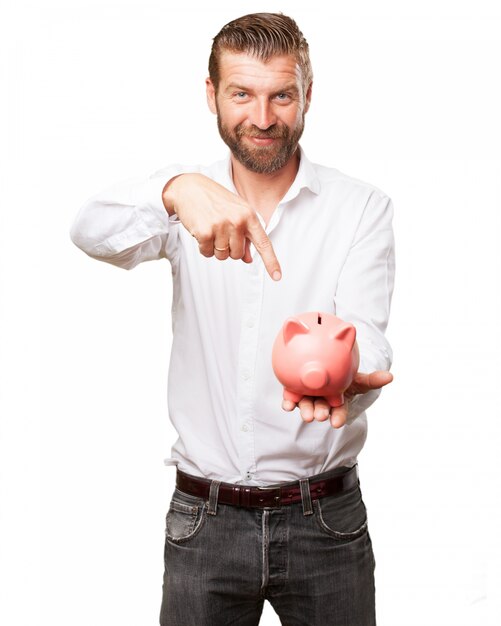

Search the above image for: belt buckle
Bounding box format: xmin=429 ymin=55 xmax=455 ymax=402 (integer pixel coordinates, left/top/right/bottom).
xmin=256 ymin=485 xmax=281 ymax=506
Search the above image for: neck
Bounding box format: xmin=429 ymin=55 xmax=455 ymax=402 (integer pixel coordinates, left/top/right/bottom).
xmin=230 ymin=148 xmax=300 ymax=213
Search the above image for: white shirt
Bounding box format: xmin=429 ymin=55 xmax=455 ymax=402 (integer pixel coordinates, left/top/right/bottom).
xmin=70 ymin=145 xmax=395 ymax=485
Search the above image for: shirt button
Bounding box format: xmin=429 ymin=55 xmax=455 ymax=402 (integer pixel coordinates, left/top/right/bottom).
xmin=246 ymin=318 xmax=255 ymax=327
xmin=241 ymin=424 xmax=249 ymax=432
xmin=242 ymin=369 xmax=251 ymax=380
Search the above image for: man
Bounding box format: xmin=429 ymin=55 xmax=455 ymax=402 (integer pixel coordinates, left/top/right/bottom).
xmin=70 ymin=12 xmax=395 ymax=626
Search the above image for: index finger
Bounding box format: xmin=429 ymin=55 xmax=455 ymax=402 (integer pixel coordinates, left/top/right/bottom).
xmin=245 ymin=214 xmax=282 ymax=281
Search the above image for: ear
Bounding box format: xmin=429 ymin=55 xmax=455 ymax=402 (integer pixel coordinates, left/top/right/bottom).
xmin=283 ymin=317 xmax=310 ymax=344
xmin=304 ymin=81 xmax=313 ymax=114
xmin=206 ymin=77 xmax=217 ymax=115
xmin=330 ymin=324 xmax=356 ymax=349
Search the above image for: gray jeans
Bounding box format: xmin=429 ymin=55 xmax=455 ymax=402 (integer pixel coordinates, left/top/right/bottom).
xmin=160 ymin=467 xmax=376 ymax=625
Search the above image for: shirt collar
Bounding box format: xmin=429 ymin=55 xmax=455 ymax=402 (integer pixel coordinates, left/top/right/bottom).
xmin=293 ymin=144 xmax=322 ymax=197
xmin=219 ymin=144 xmax=321 ymax=200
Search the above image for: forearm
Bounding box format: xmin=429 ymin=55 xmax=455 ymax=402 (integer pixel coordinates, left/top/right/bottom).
xmin=70 ymin=166 xmax=187 ymax=269
xmin=334 ymin=192 xmax=396 ymax=422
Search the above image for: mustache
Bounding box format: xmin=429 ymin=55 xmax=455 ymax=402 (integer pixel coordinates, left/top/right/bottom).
xmin=235 ymin=124 xmax=289 ymax=139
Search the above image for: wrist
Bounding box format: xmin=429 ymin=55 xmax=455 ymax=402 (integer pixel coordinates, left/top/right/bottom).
xmin=162 ymin=174 xmax=183 ymax=217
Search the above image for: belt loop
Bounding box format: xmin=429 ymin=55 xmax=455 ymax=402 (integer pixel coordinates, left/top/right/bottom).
xmin=299 ymin=478 xmax=313 ymax=516
xmin=241 ymin=487 xmax=251 ymax=508
xmin=207 ymin=480 xmax=221 ymax=516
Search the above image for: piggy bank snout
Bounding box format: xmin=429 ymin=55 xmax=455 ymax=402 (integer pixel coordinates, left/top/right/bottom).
xmin=300 ymin=362 xmax=328 ymax=390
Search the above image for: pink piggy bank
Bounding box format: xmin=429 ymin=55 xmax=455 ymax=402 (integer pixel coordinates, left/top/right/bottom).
xmin=272 ymin=311 xmax=359 ymax=408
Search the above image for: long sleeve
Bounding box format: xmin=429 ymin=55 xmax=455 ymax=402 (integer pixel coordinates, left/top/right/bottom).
xmin=70 ymin=165 xmax=189 ymax=270
xmin=333 ymin=191 xmax=396 ymax=423
xmin=67 ymin=148 xmax=394 ymax=481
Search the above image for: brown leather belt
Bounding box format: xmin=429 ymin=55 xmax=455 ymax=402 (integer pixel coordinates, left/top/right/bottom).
xmin=176 ymin=465 xmax=359 ymax=509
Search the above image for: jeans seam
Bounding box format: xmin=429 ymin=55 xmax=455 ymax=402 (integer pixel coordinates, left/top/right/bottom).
xmin=260 ymin=510 xmax=270 ymax=596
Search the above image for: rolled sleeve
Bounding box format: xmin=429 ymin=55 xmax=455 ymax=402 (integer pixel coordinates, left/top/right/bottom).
xmin=70 ymin=165 xmax=189 ymax=269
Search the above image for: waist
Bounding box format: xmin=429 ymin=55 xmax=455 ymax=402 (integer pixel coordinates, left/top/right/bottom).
xmin=176 ymin=464 xmax=359 ymax=509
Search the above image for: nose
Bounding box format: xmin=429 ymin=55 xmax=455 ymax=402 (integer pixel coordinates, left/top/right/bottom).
xmin=250 ymin=97 xmax=277 ymax=130
xmin=300 ymin=362 xmax=328 ymax=390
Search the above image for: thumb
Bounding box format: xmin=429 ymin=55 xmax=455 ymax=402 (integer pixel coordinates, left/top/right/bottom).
xmin=352 ymin=371 xmax=394 ymax=394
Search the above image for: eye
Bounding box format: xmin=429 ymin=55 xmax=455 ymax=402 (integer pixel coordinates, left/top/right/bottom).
xmin=234 ymin=92 xmax=248 ymax=100
xmin=275 ymin=93 xmax=291 ymax=102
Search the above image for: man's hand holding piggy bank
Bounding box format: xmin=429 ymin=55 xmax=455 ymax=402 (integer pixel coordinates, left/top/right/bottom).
xmin=272 ymin=312 xmax=393 ymax=429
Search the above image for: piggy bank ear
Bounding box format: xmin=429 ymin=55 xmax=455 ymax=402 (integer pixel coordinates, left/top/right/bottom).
xmin=330 ymin=324 xmax=356 ymax=349
xmin=283 ymin=318 xmax=310 ymax=344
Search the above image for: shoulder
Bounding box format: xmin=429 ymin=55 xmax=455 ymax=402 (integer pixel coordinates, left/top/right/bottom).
xmin=310 ymin=159 xmax=391 ymax=203
xmin=305 ymin=157 xmax=394 ymax=236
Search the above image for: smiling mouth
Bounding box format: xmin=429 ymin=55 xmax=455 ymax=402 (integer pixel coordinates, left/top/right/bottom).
xmin=245 ymin=136 xmax=278 ymax=146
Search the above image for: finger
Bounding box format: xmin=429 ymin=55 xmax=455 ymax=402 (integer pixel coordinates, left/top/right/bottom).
xmin=329 ymin=404 xmax=348 ymax=429
xmin=212 ymin=224 xmax=231 ymax=260
xmin=350 ymin=370 xmax=394 ymax=395
xmin=298 ymin=397 xmax=315 ymax=422
xmin=241 ymin=237 xmax=253 ymax=264
xmin=213 ymin=242 xmax=231 ymax=259
xmin=228 ymin=225 xmax=246 ymax=260
xmin=196 ymin=227 xmax=218 ymax=258
xmin=245 ymin=215 xmax=281 ymax=280
xmin=282 ymin=399 xmax=296 ymax=411
xmin=313 ymin=398 xmax=330 ymax=422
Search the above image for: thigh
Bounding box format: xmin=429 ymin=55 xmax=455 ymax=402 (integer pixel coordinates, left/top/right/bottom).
xmin=159 ymin=488 xmax=264 ymax=626
xmin=267 ymin=484 xmax=376 ymax=626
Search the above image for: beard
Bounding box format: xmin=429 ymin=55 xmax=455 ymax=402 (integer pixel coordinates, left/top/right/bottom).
xmin=216 ymin=107 xmax=305 ymax=174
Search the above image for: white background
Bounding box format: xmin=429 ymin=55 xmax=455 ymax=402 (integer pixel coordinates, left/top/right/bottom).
xmin=1 ymin=0 xmax=500 ymax=624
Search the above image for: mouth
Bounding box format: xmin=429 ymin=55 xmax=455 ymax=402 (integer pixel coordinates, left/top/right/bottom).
xmin=245 ymin=136 xmax=278 ymax=146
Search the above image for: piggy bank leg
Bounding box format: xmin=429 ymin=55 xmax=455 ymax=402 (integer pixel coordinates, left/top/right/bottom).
xmin=283 ymin=388 xmax=303 ymax=404
xmin=326 ymin=394 xmax=344 ymax=408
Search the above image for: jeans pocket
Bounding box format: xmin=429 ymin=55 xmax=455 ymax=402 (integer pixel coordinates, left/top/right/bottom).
xmin=165 ymin=490 xmax=207 ymax=544
xmin=313 ymin=485 xmax=368 ymax=541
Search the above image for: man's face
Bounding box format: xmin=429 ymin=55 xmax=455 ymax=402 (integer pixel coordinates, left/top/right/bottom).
xmin=206 ymin=51 xmax=312 ymax=174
